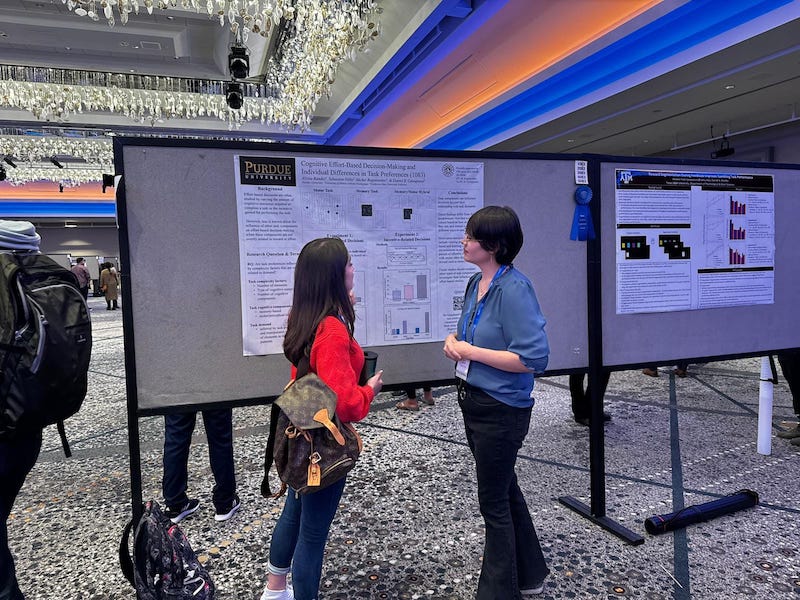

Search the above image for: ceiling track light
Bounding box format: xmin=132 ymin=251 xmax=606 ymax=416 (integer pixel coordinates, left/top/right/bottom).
xmin=228 ymin=45 xmax=250 ymax=80
xmin=102 ymin=173 xmax=115 ymax=194
xmin=711 ymin=133 xmax=735 ymax=159
xmin=225 ymin=82 xmax=244 ymax=110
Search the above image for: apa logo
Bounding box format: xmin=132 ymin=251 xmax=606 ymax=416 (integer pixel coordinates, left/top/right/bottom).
xmin=618 ymin=171 xmax=634 ymax=185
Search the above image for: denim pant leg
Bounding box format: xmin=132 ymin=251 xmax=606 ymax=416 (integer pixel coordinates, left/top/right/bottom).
xmin=459 ymin=387 xmax=548 ymax=600
xmin=509 ymin=471 xmax=549 ymax=590
xmin=200 ymin=408 xmax=236 ymax=511
xmin=0 ymin=433 xmax=42 ymax=600
xmin=268 ymin=477 xmax=346 ymax=600
xmin=778 ymin=351 xmax=800 ymax=415
xmin=162 ymin=412 xmax=197 ymax=508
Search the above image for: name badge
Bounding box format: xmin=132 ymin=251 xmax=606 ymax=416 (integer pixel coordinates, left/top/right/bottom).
xmin=455 ymin=359 xmax=470 ymax=380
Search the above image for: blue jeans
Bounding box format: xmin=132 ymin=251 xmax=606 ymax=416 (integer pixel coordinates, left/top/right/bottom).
xmin=0 ymin=432 xmax=42 ymax=600
xmin=162 ymin=408 xmax=236 ymax=513
xmin=458 ymin=383 xmax=549 ymax=600
xmin=268 ymin=478 xmax=347 ymax=600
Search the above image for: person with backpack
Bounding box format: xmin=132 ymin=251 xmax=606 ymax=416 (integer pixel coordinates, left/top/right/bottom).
xmin=0 ymin=220 xmax=44 ymax=600
xmin=0 ymin=219 xmax=91 ymax=600
xmin=260 ymin=238 xmax=383 ymax=600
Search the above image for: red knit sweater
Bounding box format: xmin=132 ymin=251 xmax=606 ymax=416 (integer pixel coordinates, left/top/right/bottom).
xmin=295 ymin=316 xmax=373 ymax=423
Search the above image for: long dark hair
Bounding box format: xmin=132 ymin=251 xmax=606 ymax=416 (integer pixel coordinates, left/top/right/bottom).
xmin=283 ymin=237 xmax=355 ymax=365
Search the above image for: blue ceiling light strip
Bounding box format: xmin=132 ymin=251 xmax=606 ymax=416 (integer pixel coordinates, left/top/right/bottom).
xmin=328 ymin=0 xmax=506 ymax=146
xmin=0 ymin=201 xmax=116 ymax=218
xmin=425 ymin=0 xmax=793 ymax=150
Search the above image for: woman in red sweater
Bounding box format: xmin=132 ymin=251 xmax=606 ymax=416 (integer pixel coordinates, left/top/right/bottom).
xmin=261 ymin=237 xmax=383 ymax=600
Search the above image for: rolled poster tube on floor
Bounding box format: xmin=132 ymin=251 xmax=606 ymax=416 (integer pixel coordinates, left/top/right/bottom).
xmin=644 ymin=489 xmax=759 ymax=535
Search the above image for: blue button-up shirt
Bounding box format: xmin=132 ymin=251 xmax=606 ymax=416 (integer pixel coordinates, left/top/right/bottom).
xmin=456 ymin=266 xmax=549 ymax=407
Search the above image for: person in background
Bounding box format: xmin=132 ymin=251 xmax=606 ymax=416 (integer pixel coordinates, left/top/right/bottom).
xmin=642 ymin=361 xmax=689 ymax=378
xmin=777 ymin=350 xmax=800 ymax=447
xmin=99 ymin=262 xmax=119 ymax=310
xmin=443 ymin=206 xmax=550 ymax=598
xmin=568 ymin=372 xmax=612 ymax=426
xmin=70 ymin=257 xmax=91 ymax=301
xmin=395 ymin=386 xmax=434 ymax=411
xmin=162 ymin=407 xmax=240 ymax=525
xmin=261 ymin=237 xmax=383 ymax=600
xmin=0 ymin=220 xmax=44 ymax=600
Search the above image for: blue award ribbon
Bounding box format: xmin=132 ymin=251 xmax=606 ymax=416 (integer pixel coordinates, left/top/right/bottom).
xmin=570 ymin=185 xmax=595 ymax=241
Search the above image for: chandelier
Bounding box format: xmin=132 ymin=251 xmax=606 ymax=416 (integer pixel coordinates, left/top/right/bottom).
xmin=4 ymin=166 xmax=105 ymax=187
xmin=62 ymin=0 xmax=380 ymax=41
xmin=0 ymin=135 xmax=113 ymax=166
xmin=0 ymin=69 xmax=269 ymax=128
xmin=0 ymin=0 xmax=383 ymax=130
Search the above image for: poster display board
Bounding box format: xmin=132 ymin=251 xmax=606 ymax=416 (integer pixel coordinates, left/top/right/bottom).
xmin=614 ymin=169 xmax=775 ymax=315
xmin=117 ymin=140 xmax=588 ymax=411
xmin=601 ymin=161 xmax=800 ymax=367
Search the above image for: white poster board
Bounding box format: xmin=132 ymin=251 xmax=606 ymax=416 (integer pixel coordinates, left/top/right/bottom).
xmin=614 ymin=169 xmax=774 ymax=314
xmin=234 ymin=155 xmax=483 ymax=356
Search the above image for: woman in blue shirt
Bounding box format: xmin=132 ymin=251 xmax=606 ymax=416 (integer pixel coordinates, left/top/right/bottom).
xmin=443 ymin=206 xmax=550 ymax=599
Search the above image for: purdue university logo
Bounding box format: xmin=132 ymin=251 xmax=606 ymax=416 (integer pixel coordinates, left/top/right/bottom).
xmin=239 ymin=156 xmax=296 ymax=186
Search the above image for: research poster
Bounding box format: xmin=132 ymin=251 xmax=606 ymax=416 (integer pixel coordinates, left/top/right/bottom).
xmin=615 ymin=169 xmax=774 ymax=315
xmin=235 ymin=155 xmax=483 ymax=356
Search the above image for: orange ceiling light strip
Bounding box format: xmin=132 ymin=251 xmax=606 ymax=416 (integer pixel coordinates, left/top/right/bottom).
xmin=0 ymin=181 xmax=107 ymax=200
xmin=350 ymin=0 xmax=663 ymax=149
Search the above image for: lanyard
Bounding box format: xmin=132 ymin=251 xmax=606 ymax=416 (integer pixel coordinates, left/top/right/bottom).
xmin=461 ymin=265 xmax=509 ymax=343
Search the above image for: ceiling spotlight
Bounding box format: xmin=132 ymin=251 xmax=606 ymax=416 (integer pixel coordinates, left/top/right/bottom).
xmin=711 ymin=134 xmax=735 ymax=159
xmin=711 ymin=147 xmax=735 ymax=159
xmin=50 ymin=157 xmax=64 ymax=168
xmin=225 ymin=82 xmax=244 ymax=110
xmin=102 ymin=173 xmax=115 ymax=194
xmin=228 ymin=45 xmax=249 ymax=80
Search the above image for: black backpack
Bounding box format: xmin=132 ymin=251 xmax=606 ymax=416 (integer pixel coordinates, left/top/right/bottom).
xmin=120 ymin=501 xmax=216 ymax=600
xmin=0 ymin=252 xmax=92 ymax=455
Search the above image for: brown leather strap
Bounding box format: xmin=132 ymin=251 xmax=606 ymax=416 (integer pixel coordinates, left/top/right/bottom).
xmin=313 ymin=408 xmax=345 ymax=445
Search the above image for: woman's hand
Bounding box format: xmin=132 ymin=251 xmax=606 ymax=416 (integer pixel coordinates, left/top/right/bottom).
xmin=367 ymin=369 xmax=384 ymax=395
xmin=444 ymin=334 xmax=472 ymax=362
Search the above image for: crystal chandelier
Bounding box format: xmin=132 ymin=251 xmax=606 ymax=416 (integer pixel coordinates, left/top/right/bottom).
xmin=0 ymin=135 xmax=113 ymax=166
xmin=0 ymin=0 xmax=383 ymax=130
xmin=4 ymin=166 xmax=105 ymax=187
xmin=62 ymin=0 xmax=380 ymax=41
xmin=0 ymin=69 xmax=267 ymax=128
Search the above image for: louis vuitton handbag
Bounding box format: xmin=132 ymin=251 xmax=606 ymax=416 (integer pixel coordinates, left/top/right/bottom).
xmin=261 ymin=355 xmax=362 ymax=498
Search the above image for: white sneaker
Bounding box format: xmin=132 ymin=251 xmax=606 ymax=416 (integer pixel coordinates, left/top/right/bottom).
xmin=521 ymin=576 xmax=547 ymax=596
xmin=521 ymin=583 xmax=545 ymax=596
xmin=259 ymin=583 xmax=294 ymax=600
